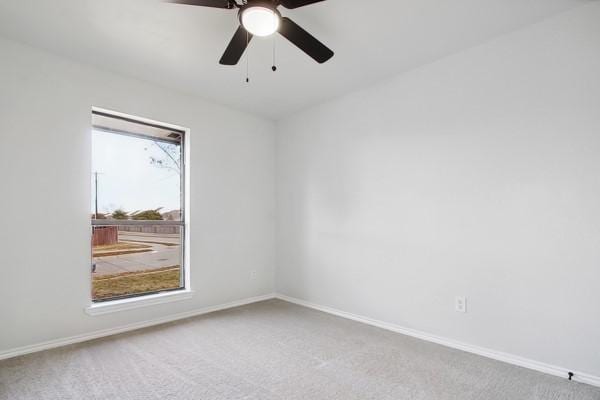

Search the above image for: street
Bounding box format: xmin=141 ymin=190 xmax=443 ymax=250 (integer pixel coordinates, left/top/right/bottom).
xmin=93 ymin=232 xmax=181 ymax=276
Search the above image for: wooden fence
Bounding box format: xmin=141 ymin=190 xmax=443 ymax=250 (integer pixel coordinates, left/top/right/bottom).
xmin=92 ymin=226 xmax=118 ymax=246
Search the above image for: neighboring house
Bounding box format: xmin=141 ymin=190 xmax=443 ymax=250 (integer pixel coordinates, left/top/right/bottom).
xmin=162 ymin=209 xmax=181 ymax=221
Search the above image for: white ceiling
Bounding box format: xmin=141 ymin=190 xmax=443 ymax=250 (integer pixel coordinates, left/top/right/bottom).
xmin=0 ymin=0 xmax=589 ymax=119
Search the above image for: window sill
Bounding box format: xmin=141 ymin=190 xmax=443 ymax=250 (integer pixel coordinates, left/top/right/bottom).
xmin=85 ymin=290 xmax=194 ymax=316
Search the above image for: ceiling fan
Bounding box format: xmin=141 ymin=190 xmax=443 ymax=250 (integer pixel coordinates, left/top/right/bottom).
xmin=168 ymin=0 xmax=334 ymax=66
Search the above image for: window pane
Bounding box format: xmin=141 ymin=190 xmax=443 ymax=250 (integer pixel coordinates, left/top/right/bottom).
xmin=91 ymin=225 xmax=183 ymax=301
xmin=91 ymin=130 xmax=182 ymax=222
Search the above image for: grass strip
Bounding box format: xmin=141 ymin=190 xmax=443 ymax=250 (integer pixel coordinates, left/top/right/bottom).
xmin=92 ymin=242 xmax=152 ymax=257
xmin=92 ymin=266 xmax=181 ymax=300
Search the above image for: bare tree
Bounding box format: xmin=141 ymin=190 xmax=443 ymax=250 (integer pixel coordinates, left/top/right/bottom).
xmin=147 ymin=141 xmax=180 ymax=175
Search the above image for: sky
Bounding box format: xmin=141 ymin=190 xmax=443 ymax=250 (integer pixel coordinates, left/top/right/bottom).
xmin=91 ymin=130 xmax=181 ymax=216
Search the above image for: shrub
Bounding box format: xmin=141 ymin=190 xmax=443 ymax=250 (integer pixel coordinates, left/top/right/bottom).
xmin=112 ymin=209 xmax=129 ymax=220
xmin=132 ymin=209 xmax=163 ymax=220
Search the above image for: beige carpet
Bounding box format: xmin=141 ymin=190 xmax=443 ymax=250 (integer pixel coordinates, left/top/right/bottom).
xmin=1 ymin=299 xmax=599 ymax=400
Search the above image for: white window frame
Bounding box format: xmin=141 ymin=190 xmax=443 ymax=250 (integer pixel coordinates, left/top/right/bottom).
xmin=86 ymin=107 xmax=192 ymax=315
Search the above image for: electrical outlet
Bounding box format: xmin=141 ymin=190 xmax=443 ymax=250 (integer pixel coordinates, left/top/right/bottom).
xmin=455 ymin=296 xmax=467 ymax=313
xmin=250 ymin=269 xmax=257 ymax=280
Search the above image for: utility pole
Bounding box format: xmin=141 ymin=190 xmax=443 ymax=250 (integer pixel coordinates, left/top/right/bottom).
xmin=94 ymin=171 xmax=102 ymax=219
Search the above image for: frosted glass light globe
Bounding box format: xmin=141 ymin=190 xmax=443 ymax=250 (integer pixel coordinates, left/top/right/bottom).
xmin=241 ymin=6 xmax=280 ymax=37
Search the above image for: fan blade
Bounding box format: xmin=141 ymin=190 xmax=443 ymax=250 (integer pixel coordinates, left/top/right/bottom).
xmin=278 ymin=17 xmax=333 ymax=63
xmin=279 ymin=0 xmax=325 ymax=9
xmin=167 ymin=0 xmax=232 ymax=9
xmin=220 ymin=26 xmax=253 ymax=65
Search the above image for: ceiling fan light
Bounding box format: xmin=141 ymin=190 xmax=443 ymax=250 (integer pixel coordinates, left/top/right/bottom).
xmin=241 ymin=6 xmax=280 ymax=37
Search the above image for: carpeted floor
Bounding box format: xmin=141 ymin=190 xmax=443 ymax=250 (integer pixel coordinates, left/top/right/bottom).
xmin=1 ymin=299 xmax=599 ymax=400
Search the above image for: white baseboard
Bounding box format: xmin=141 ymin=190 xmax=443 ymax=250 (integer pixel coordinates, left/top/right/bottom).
xmin=0 ymin=293 xmax=276 ymax=361
xmin=274 ymin=293 xmax=600 ymax=388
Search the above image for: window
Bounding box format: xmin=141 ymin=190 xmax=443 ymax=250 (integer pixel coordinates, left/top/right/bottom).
xmin=91 ymin=109 xmax=187 ymax=302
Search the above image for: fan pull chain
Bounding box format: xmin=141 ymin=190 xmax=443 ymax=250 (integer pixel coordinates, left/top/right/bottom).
xmin=245 ymin=30 xmax=250 ymax=83
xmin=272 ymin=36 xmax=277 ymax=72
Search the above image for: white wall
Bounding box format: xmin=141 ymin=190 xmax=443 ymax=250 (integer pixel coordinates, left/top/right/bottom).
xmin=0 ymin=37 xmax=275 ymax=352
xmin=276 ymin=3 xmax=600 ymax=377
